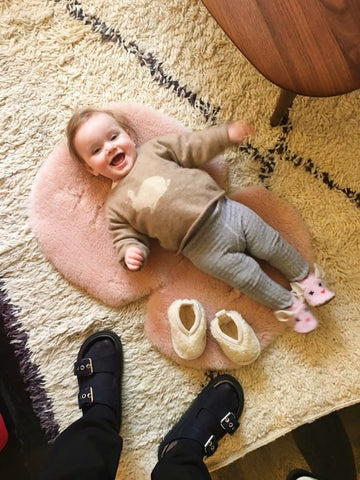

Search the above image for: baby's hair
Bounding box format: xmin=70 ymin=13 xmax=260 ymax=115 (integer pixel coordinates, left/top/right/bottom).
xmin=66 ymin=108 xmax=137 ymax=164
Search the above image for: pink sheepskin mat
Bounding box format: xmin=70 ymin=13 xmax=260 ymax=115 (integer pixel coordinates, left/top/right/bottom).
xmin=29 ymin=102 xmax=314 ymax=370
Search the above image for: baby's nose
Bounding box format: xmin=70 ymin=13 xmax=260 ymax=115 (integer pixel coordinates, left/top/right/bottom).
xmin=105 ymin=142 xmax=115 ymax=153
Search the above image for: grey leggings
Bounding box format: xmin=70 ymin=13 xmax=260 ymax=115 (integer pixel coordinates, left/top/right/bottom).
xmin=182 ymin=197 xmax=309 ymax=310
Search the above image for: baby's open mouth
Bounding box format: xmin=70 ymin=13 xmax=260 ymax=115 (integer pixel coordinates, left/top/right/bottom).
xmin=110 ymin=153 xmax=125 ymax=166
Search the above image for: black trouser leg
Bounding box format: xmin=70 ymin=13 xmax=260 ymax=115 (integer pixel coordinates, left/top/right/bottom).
xmin=38 ymin=405 xmax=122 ymax=480
xmin=151 ymin=439 xmax=212 ymax=480
xmin=292 ymin=412 xmax=357 ymax=480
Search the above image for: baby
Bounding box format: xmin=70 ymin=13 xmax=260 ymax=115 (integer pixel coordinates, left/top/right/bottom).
xmin=67 ymin=108 xmax=334 ymax=333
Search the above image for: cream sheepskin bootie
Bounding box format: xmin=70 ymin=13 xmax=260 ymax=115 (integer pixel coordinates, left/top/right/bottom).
xmin=168 ymin=299 xmax=207 ymax=360
xmin=210 ymin=310 xmax=261 ymax=366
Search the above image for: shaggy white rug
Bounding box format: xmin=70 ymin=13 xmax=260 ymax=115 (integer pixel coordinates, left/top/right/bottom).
xmin=1 ymin=1 xmax=359 ymax=478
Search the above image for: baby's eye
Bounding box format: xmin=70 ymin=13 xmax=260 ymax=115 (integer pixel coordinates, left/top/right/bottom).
xmin=92 ymin=147 xmax=101 ymax=155
xmin=111 ymin=133 xmax=118 ymax=140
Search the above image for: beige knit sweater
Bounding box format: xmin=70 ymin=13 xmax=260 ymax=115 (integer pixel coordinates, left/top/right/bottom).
xmin=105 ymin=123 xmax=231 ymax=267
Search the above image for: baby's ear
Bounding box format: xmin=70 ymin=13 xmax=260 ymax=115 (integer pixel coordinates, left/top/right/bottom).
xmin=84 ymin=164 xmax=99 ymax=176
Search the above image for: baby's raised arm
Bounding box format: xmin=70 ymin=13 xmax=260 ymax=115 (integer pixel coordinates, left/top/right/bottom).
xmin=227 ymin=121 xmax=254 ymax=145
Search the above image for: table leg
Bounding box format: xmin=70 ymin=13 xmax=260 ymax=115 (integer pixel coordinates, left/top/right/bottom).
xmin=270 ymin=89 xmax=297 ymax=126
xmin=292 ymin=411 xmax=357 ymax=480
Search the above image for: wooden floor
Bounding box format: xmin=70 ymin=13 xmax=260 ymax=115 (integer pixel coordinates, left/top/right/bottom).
xmin=212 ymin=403 xmax=360 ymax=480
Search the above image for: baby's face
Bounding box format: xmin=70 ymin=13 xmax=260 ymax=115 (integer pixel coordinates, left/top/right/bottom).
xmin=74 ymin=112 xmax=137 ymax=182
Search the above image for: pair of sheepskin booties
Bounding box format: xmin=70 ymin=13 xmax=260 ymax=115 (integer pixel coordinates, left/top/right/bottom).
xmin=168 ymin=299 xmax=261 ymax=366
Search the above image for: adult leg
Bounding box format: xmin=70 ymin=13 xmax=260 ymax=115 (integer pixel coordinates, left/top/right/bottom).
xmin=152 ymin=374 xmax=244 ymax=480
xmin=39 ymin=405 xmax=122 ymax=480
xmin=151 ymin=439 xmax=211 ymax=480
xmin=38 ymin=330 xmax=123 ymax=480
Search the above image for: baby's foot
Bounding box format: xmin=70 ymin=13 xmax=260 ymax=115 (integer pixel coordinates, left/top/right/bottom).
xmin=274 ymin=296 xmax=318 ymax=334
xmin=291 ymin=264 xmax=335 ymax=307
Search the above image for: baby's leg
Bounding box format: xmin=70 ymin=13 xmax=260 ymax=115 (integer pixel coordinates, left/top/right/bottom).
xmin=183 ymin=200 xmax=293 ymax=310
xmin=182 ymin=198 xmax=319 ymax=333
xmin=189 ymin=248 xmax=293 ymax=310
xmin=236 ymin=200 xmax=309 ymax=282
xmin=185 ymin=245 xmax=318 ymax=332
xmin=238 ymin=201 xmax=335 ymax=308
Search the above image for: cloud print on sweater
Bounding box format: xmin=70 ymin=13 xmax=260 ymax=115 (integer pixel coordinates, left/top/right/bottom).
xmin=128 ymin=176 xmax=171 ymax=212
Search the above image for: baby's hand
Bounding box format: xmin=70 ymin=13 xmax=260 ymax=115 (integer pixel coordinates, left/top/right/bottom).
xmin=227 ymin=121 xmax=255 ymax=144
xmin=125 ymin=246 xmax=145 ymax=271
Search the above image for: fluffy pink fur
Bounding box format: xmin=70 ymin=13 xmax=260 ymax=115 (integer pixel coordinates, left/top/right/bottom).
xmin=29 ymin=102 xmax=314 ymax=370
